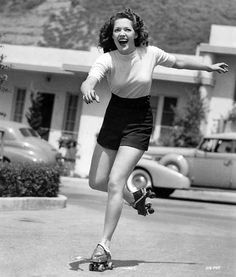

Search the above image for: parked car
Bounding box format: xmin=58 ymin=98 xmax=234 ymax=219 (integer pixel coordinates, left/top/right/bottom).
xmin=0 ymin=119 xmax=61 ymax=165
xmin=127 ymin=133 xmax=236 ymax=197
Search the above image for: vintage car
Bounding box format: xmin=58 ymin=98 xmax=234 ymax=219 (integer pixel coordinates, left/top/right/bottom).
xmin=127 ymin=132 xmax=236 ymax=197
xmin=0 ymin=119 xmax=61 ymax=165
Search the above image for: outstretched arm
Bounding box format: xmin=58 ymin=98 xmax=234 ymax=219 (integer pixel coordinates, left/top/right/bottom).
xmin=172 ymin=57 xmax=229 ymax=74
xmin=80 ymin=76 xmax=100 ymax=104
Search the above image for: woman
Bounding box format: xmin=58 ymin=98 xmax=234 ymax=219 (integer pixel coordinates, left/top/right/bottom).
xmin=81 ymin=8 xmax=228 ymax=271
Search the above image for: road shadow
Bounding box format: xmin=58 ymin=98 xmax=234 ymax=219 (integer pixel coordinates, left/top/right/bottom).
xmin=68 ymin=257 xmax=90 ymax=271
xmin=114 ymin=259 xmax=199 ymax=268
xmin=169 ymin=195 xmax=235 ymax=206
xmin=68 ymin=257 xmax=200 ymax=271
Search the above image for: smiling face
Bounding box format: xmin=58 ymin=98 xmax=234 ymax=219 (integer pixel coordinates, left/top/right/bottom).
xmin=112 ymin=18 xmax=137 ymax=55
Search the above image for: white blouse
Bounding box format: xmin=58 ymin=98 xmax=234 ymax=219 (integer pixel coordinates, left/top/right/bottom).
xmin=88 ymin=46 xmax=176 ymax=98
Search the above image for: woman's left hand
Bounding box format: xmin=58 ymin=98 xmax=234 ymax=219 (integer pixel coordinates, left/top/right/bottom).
xmin=210 ymin=63 xmax=229 ymax=73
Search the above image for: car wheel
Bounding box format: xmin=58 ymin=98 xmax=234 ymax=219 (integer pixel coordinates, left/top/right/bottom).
xmin=1 ymin=157 xmax=10 ymax=163
xmin=127 ymin=168 xmax=152 ymax=192
xmin=153 ymin=187 xmax=175 ymax=198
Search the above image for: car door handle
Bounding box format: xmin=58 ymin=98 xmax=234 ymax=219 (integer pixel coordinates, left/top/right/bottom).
xmin=224 ymin=160 xmax=232 ymax=166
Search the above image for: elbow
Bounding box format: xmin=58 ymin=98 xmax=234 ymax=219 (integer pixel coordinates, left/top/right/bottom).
xmin=173 ymin=59 xmax=185 ymax=69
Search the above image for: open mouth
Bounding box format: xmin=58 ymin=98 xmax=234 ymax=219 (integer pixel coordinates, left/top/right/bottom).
xmin=118 ymin=38 xmax=128 ymax=46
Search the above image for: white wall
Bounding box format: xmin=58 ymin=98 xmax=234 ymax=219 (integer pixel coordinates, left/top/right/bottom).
xmin=206 ymin=55 xmax=236 ymax=134
xmin=210 ymin=25 xmax=236 ymax=47
xmin=75 ymin=79 xmax=111 ymax=177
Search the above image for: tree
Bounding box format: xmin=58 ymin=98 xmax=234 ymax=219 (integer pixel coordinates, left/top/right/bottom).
xmin=163 ymin=86 xmax=206 ymax=147
xmin=25 ymin=92 xmax=43 ymax=132
xmin=0 ymin=41 xmax=8 ymax=118
xmin=39 ymin=0 xmax=236 ymax=54
xmin=0 ymin=0 xmax=46 ymax=13
xmin=39 ymin=4 xmax=98 ymax=50
xmin=0 ymin=52 xmax=8 ymax=91
xmin=39 ymin=0 xmax=139 ymax=50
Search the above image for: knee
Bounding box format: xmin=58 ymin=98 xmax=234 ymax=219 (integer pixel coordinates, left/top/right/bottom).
xmin=107 ymin=176 xmax=125 ymax=195
xmin=88 ymin=175 xmax=108 ymax=192
xmin=88 ymin=177 xmax=101 ymax=190
xmin=88 ymin=178 xmax=97 ymax=190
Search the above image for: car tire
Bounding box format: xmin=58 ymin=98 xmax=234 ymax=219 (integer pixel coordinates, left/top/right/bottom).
xmin=153 ymin=187 xmax=175 ymax=198
xmin=127 ymin=168 xmax=152 ymax=192
xmin=1 ymin=157 xmax=10 ymax=163
xmin=159 ymin=154 xmax=189 ymax=176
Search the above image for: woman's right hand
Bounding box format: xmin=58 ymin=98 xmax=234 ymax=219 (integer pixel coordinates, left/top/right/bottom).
xmin=80 ymin=77 xmax=100 ymax=104
xmin=82 ymin=89 xmax=100 ymax=104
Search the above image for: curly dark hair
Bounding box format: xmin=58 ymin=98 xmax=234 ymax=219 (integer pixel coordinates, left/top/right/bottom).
xmin=98 ymin=8 xmax=149 ymax=53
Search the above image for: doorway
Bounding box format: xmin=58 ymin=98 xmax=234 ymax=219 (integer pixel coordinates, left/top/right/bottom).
xmin=39 ymin=92 xmax=55 ymax=141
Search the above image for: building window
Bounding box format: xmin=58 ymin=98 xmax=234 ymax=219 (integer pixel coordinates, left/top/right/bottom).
xmin=64 ymin=93 xmax=78 ymax=133
xmin=13 ymin=88 xmax=26 ymax=122
xmin=160 ymin=97 xmax=177 ymax=138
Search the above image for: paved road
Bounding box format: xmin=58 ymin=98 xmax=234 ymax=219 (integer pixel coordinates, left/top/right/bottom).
xmin=62 ymin=178 xmax=236 ymax=276
xmin=0 ymin=177 xmax=235 ymax=277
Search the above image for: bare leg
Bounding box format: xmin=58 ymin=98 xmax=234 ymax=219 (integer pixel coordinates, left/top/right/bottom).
xmin=100 ymin=146 xmax=144 ymax=249
xmin=89 ymin=143 xmax=117 ymax=192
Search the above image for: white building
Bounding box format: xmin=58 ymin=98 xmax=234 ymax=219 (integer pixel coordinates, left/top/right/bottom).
xmin=1 ymin=25 xmax=236 ymax=176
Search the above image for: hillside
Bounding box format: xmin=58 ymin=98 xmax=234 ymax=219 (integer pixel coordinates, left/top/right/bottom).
xmin=0 ymin=0 xmax=70 ymax=46
xmin=0 ymin=0 xmax=236 ymax=54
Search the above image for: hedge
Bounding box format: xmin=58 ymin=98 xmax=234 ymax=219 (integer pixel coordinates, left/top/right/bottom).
xmin=0 ymin=163 xmax=60 ymax=197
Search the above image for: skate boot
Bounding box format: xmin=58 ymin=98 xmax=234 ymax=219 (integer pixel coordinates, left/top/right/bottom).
xmin=89 ymin=244 xmax=113 ymax=272
xmin=132 ymin=188 xmax=155 ymax=216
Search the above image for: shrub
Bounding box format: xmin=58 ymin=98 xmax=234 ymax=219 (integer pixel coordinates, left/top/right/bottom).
xmin=160 ymin=86 xmax=205 ymax=147
xmin=0 ymin=163 xmax=60 ymax=197
xmin=25 ymin=92 xmax=43 ymax=133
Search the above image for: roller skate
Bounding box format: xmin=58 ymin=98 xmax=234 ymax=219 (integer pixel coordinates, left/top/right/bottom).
xmin=126 ymin=172 xmax=155 ymax=216
xmin=132 ymin=188 xmax=155 ymax=216
xmin=89 ymin=244 xmax=113 ymax=272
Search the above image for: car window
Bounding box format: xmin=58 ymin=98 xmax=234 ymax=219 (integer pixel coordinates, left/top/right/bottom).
xmin=215 ymin=140 xmax=233 ymax=153
xmin=28 ymin=128 xmax=40 ymax=137
xmin=199 ymin=139 xmax=218 ymax=152
xmin=19 ymin=128 xmax=39 ymax=137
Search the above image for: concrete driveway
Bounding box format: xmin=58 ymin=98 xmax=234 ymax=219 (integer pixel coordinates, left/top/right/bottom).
xmin=0 ymin=177 xmax=235 ymax=277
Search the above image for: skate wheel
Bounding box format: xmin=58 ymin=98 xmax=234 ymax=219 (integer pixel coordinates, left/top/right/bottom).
xmin=148 ymin=207 xmax=155 ymax=214
xmin=107 ymin=261 xmax=114 ymax=270
xmin=89 ymin=263 xmax=94 ymax=271
xmin=138 ymin=209 xmax=147 ymax=216
xmin=98 ymin=264 xmax=105 ymax=271
xmin=145 ymin=203 xmax=151 ymax=209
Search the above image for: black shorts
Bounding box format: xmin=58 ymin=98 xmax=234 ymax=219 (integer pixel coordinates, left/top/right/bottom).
xmin=97 ymin=93 xmax=153 ymax=151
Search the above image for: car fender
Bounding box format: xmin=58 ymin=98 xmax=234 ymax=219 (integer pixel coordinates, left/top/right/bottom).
xmin=159 ymin=153 xmax=189 ymax=176
xmin=3 ymin=147 xmax=44 ymax=163
xmin=137 ymin=158 xmax=190 ymax=189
